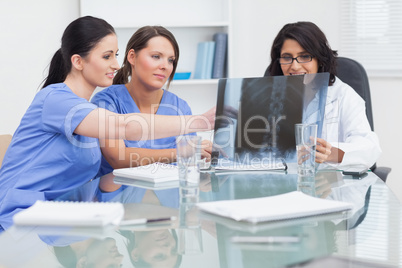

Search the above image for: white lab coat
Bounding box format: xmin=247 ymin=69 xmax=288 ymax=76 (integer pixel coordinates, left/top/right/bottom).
xmin=307 ymin=77 xmax=381 ymax=169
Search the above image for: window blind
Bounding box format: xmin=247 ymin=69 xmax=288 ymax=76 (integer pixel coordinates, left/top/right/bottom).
xmin=340 ymin=0 xmax=402 ymax=77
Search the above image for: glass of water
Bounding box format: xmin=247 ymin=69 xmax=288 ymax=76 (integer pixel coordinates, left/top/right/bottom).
xmin=295 ymin=123 xmax=317 ymax=177
xmin=176 ymin=135 xmax=202 ymax=197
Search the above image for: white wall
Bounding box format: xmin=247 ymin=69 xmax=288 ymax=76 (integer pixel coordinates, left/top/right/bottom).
xmin=231 ymin=0 xmax=341 ymax=78
xmin=1 ymin=0 xmax=401 ymax=201
xmin=370 ymin=77 xmax=402 ymax=201
xmin=0 ymin=0 xmax=80 ymax=134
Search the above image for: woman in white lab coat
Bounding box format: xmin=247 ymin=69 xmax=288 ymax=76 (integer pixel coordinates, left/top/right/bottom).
xmin=265 ymin=21 xmax=381 ymax=168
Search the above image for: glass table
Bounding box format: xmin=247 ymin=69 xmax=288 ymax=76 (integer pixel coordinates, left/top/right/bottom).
xmin=0 ymin=167 xmax=400 ymax=268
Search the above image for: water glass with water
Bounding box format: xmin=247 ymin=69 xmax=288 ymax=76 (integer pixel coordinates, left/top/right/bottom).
xmin=295 ymin=123 xmax=317 ymax=177
xmin=176 ymin=135 xmax=202 ymax=196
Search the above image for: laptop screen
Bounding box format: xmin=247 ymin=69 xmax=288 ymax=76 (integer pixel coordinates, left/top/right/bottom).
xmin=211 ymin=73 xmax=329 ymax=166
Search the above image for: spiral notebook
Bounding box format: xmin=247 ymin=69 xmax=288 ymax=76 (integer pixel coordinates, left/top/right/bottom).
xmin=13 ymin=200 xmax=125 ymax=227
xmin=197 ymin=191 xmax=353 ymax=224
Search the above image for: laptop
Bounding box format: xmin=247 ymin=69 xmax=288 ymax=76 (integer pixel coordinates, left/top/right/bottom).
xmin=207 ymin=73 xmax=329 ymax=171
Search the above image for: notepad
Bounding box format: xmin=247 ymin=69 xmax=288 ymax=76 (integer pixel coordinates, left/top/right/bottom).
xmin=197 ymin=191 xmax=353 ymax=224
xmin=214 ymin=158 xmax=287 ymax=172
xmin=13 ymin=200 xmax=125 ymax=227
xmin=113 ymin=176 xmax=179 ymax=190
xmin=113 ymin=162 xmax=179 ymax=183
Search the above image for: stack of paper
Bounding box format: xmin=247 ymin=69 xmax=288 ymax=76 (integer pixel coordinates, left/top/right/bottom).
xmin=197 ymin=191 xmax=353 ymax=224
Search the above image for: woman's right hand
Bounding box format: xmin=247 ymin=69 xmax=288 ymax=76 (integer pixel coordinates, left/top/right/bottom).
xmin=201 ymin=106 xmax=216 ymax=130
xmin=200 ymin=139 xmax=213 ymax=161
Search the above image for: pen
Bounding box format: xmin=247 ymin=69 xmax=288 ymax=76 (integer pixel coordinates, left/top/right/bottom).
xmin=230 ymin=236 xmax=301 ymax=244
xmin=120 ymin=216 xmax=176 ymax=226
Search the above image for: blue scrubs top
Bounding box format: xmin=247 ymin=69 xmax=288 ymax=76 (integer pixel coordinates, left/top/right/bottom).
xmin=91 ymin=84 xmax=193 ymax=177
xmin=0 ymin=83 xmax=101 ymax=230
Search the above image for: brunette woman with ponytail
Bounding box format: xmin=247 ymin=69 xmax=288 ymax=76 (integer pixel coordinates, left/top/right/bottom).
xmin=0 ymin=18 xmax=215 ymax=232
xmin=91 ymin=26 xmax=213 ymax=191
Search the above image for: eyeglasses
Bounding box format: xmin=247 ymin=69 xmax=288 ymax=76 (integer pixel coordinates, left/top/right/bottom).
xmin=278 ymin=55 xmax=314 ymax=65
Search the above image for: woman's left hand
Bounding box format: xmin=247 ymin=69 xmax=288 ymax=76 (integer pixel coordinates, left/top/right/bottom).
xmin=315 ymin=138 xmax=332 ymax=163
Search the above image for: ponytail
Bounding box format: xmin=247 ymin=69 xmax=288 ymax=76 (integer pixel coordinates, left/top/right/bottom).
xmin=113 ymin=64 xmax=131 ymax=85
xmin=41 ymin=16 xmax=115 ymax=89
xmin=42 ymin=49 xmax=68 ymax=89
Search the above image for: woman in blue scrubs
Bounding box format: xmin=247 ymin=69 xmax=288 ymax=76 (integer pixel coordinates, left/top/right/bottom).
xmin=91 ymin=26 xmax=212 ymax=193
xmin=0 ymin=16 xmax=215 ymax=231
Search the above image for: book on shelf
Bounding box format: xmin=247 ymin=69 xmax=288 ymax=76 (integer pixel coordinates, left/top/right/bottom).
xmin=197 ymin=191 xmax=353 ymax=224
xmin=193 ymin=41 xmax=215 ymax=79
xmin=13 ymin=200 xmax=125 ymax=227
xmin=212 ymin=32 xmax=228 ymax=79
xmin=113 ymin=162 xmax=179 ymax=183
xmin=205 ymin=41 xmax=215 ymax=79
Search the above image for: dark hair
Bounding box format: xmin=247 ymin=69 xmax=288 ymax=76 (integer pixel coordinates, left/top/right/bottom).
xmin=113 ymin=25 xmax=179 ymax=88
xmin=42 ymin=16 xmax=115 ymax=88
xmin=265 ymin=21 xmax=338 ymax=86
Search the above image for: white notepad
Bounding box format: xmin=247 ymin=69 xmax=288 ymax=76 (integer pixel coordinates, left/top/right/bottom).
xmin=13 ymin=200 xmax=125 ymax=227
xmin=213 ymin=158 xmax=287 ymax=172
xmin=197 ymin=191 xmax=353 ymax=224
xmin=113 ymin=162 xmax=179 ymax=183
xmin=113 ymin=176 xmax=179 ymax=190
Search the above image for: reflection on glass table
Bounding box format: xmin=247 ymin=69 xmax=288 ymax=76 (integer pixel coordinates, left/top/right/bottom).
xmin=0 ymin=169 xmax=401 ymax=267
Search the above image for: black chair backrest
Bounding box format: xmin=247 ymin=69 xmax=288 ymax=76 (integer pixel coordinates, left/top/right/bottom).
xmin=336 ymin=57 xmax=378 ymax=171
xmin=335 ymin=57 xmax=374 ymax=131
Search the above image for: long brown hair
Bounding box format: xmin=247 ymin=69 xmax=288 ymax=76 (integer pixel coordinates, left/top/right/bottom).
xmin=114 ymin=26 xmax=179 ymax=88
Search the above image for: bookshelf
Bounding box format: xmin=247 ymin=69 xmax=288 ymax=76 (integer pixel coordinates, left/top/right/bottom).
xmin=80 ymin=0 xmax=232 ymax=81
xmin=80 ymin=0 xmax=232 ymax=139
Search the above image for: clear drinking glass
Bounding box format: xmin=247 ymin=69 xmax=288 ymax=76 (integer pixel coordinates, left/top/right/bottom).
xmin=295 ymin=123 xmax=317 ymax=177
xmin=176 ymin=135 xmax=202 ymax=197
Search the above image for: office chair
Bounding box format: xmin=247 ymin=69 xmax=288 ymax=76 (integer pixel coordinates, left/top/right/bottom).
xmin=336 ymin=57 xmax=391 ymax=182
xmin=0 ymin=134 xmax=12 ymax=168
